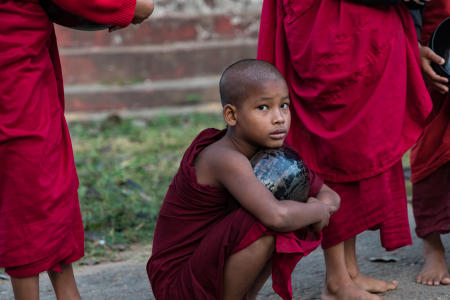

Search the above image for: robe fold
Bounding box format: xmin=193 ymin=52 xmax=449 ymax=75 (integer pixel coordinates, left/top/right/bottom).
xmin=147 ymin=128 xmax=324 ymax=300
xmin=410 ymin=0 xmax=450 ymax=238
xmin=0 ymin=0 xmax=135 ymax=277
xmin=257 ymin=0 xmax=431 ymax=249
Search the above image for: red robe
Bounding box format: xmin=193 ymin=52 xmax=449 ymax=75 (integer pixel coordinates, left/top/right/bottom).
xmin=0 ymin=0 xmax=135 ymax=277
xmin=257 ymin=0 xmax=432 ymax=249
xmin=147 ymin=128 xmax=324 ymax=300
xmin=410 ymin=0 xmax=450 ymax=238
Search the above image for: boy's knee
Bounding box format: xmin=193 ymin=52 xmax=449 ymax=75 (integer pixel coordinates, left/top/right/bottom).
xmin=255 ymin=235 xmax=275 ymax=254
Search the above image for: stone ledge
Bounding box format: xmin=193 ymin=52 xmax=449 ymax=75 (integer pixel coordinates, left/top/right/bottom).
xmin=64 ymin=75 xmax=221 ymax=112
xmin=60 ymin=39 xmax=257 ymax=85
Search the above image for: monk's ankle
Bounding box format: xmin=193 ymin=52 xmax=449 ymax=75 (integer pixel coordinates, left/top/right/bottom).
xmin=326 ymin=276 xmax=353 ymax=294
xmin=346 ymin=266 xmax=360 ymax=280
xmin=423 ymin=234 xmax=445 ymax=257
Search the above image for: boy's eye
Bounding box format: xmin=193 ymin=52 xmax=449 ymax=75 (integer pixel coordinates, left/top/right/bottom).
xmin=257 ymin=105 xmax=268 ymax=111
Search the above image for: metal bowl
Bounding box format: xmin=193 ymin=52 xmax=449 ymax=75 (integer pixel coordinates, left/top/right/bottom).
xmin=430 ymin=17 xmax=450 ymax=80
xmin=39 ymin=0 xmax=111 ymax=31
xmin=250 ymin=147 xmax=310 ymax=202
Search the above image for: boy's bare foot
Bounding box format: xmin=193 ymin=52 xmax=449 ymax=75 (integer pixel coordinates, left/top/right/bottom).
xmin=322 ymin=281 xmax=383 ymax=300
xmin=351 ymin=271 xmax=398 ymax=293
xmin=417 ymin=233 xmax=450 ymax=286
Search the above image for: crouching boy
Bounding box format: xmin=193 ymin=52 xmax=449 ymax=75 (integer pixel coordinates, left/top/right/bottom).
xmin=147 ymin=59 xmax=340 ymax=300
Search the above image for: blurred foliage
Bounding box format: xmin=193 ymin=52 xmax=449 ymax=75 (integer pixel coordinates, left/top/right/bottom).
xmin=69 ymin=112 xmax=224 ymax=259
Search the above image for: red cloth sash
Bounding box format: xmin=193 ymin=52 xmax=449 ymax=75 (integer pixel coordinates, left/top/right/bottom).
xmin=147 ymin=128 xmax=323 ymax=300
xmin=323 ymin=162 xmax=412 ymax=250
xmin=258 ymin=0 xmax=432 ymax=183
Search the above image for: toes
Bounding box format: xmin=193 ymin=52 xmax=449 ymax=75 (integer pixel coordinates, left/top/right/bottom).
xmin=441 ymin=276 xmax=450 ymax=285
xmin=391 ymin=280 xmax=399 ymax=288
xmin=384 ymin=280 xmax=398 ymax=291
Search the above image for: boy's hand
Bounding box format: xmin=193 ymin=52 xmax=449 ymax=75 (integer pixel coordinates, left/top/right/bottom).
xmin=307 ymin=197 xmax=334 ymax=232
xmin=419 ymin=44 xmax=449 ymax=94
xmin=314 ymin=184 xmax=341 ymax=215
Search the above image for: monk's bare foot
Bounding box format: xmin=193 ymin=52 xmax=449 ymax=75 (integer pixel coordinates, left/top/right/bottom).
xmin=417 ymin=233 xmax=450 ymax=286
xmin=322 ymin=281 xmax=383 ymax=300
xmin=351 ymin=272 xmax=398 ymax=294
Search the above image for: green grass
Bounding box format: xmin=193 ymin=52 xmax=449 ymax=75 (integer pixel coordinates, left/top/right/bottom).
xmin=69 ymin=112 xmax=224 ymax=259
xmin=402 ymin=150 xmax=412 ymax=199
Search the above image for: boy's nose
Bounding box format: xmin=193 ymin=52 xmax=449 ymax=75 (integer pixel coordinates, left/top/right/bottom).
xmin=272 ymin=109 xmax=285 ymax=124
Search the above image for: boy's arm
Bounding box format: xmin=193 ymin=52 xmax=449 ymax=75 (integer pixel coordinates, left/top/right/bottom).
xmin=211 ymin=149 xmax=333 ymax=232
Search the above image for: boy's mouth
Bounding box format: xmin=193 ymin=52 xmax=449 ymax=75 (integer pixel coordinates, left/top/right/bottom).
xmin=269 ymin=129 xmax=287 ymax=139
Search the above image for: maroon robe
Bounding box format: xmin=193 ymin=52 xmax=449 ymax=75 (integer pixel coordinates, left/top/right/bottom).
xmin=0 ymin=0 xmax=135 ymax=277
xmin=410 ymin=0 xmax=450 ymax=238
xmin=257 ymin=0 xmax=432 ymax=249
xmin=147 ymin=128 xmax=324 ymax=300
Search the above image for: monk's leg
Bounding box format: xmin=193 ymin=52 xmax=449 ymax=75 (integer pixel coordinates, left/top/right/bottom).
xmin=416 ymin=232 xmax=450 ymax=286
xmin=223 ymin=235 xmax=274 ymax=300
xmin=11 ymin=275 xmax=39 ymax=300
xmin=344 ymin=236 xmax=398 ymax=293
xmin=47 ymin=264 xmax=82 ymax=300
xmin=322 ymin=241 xmax=382 ymax=300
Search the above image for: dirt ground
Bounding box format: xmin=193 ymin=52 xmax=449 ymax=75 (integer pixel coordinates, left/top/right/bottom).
xmin=1 ymin=205 xmax=449 ymax=300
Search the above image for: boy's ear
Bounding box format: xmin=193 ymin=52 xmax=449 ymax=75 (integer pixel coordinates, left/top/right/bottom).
xmin=223 ymin=104 xmax=238 ymax=126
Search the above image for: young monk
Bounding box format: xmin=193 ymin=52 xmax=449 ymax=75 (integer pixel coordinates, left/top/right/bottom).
xmin=0 ymin=1 xmax=153 ymax=299
xmin=146 ymin=59 xmax=340 ymax=300
xmin=257 ymin=1 xmax=432 ymax=299
xmin=409 ymin=0 xmax=450 ymax=286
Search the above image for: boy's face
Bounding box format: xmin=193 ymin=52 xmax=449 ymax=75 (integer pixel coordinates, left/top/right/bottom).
xmin=234 ymin=78 xmax=291 ymax=149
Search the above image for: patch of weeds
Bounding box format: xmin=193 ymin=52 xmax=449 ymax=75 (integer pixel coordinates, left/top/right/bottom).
xmin=184 ymin=93 xmax=201 ymax=104
xmin=69 ymin=112 xmax=224 ymax=259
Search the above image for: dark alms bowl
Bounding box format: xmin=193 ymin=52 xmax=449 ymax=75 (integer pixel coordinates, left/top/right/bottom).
xmin=250 ymin=147 xmax=310 ymax=202
xmin=39 ymin=0 xmax=111 ymax=31
xmin=430 ymin=17 xmax=450 ymax=80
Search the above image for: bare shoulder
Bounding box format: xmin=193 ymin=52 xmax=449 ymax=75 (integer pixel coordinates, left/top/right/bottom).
xmin=195 ymin=140 xmax=251 ymax=187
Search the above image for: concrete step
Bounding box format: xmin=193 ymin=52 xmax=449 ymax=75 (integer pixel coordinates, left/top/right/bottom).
xmin=64 ymin=75 xmax=221 ymax=112
xmin=55 ymin=13 xmax=260 ymax=48
xmin=59 ymin=39 xmax=257 ymax=85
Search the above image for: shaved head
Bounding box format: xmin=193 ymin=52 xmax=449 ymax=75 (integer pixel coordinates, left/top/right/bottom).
xmin=219 ymin=59 xmax=284 ymax=107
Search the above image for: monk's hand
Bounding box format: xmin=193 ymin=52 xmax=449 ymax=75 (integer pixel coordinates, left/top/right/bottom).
xmin=307 ymin=197 xmax=334 ymax=232
xmin=133 ymin=0 xmax=155 ymax=24
xmin=109 ymin=0 xmax=154 ymax=32
xmin=419 ymin=44 xmax=449 ymax=94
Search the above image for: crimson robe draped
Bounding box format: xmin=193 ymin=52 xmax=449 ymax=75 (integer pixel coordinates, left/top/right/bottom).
xmin=257 ymin=0 xmax=431 ymax=249
xmin=0 ymin=0 xmax=135 ymax=277
xmin=147 ymin=128 xmax=324 ymax=300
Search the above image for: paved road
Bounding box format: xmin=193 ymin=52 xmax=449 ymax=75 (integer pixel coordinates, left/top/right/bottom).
xmin=1 ymin=205 xmax=449 ymax=299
